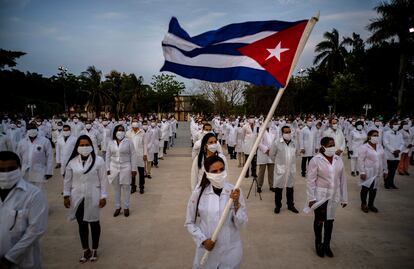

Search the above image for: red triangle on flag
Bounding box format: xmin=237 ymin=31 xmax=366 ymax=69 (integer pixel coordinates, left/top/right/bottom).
xmin=238 ymin=21 xmax=307 ymax=87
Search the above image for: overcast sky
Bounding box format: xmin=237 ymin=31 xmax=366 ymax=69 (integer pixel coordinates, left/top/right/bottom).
xmin=0 ymin=0 xmax=384 ymax=88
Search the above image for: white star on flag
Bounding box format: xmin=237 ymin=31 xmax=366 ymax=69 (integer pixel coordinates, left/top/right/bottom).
xmin=265 ymin=42 xmax=289 ymax=61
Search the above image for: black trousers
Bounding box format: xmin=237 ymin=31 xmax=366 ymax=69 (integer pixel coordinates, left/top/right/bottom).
xmin=163 ymin=141 xmax=168 ymax=154
xmin=75 ymin=199 xmax=101 ymax=250
xmin=244 ymin=154 xmax=257 ymax=177
xmin=131 ymin=167 xmax=145 ymax=191
xmin=301 ymin=156 xmax=313 ymax=176
xmin=385 ymin=160 xmax=399 ymax=187
xmin=153 ymin=153 xmax=158 ymax=166
xmin=313 ymin=201 xmax=333 ymax=245
xmin=228 ymin=146 xmax=236 ymax=159
xmin=275 ymin=187 xmax=295 ymax=208
xmin=360 ymin=181 xmax=377 ymax=206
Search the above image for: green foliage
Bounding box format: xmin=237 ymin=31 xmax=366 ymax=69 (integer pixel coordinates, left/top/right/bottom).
xmin=151 ymin=74 xmax=185 ymax=113
xmin=190 ymin=94 xmax=214 ymax=115
xmin=0 ymin=49 xmax=26 ymax=69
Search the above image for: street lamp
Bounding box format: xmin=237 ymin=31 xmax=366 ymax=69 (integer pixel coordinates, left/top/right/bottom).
xmin=27 ymin=104 xmax=36 ymax=117
xmin=409 ymin=27 xmax=414 ymax=33
xmin=363 ymin=104 xmax=372 ymax=117
xmin=58 ymin=66 xmax=69 ymax=117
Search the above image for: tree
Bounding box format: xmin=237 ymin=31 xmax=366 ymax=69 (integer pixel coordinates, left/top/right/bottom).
xmin=80 ymin=66 xmax=110 ymax=115
xmin=367 ymin=0 xmax=414 ymax=109
xmin=151 ymin=74 xmax=185 ymax=113
xmin=0 ymin=49 xmax=26 ymax=69
xmin=314 ymin=29 xmax=349 ymax=75
xmin=120 ymin=74 xmax=152 ymax=113
xmin=190 ymin=94 xmax=214 ymax=115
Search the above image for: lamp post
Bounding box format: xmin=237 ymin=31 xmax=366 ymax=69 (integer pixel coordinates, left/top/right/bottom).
xmin=363 ymin=104 xmax=372 ymax=117
xmin=58 ymin=66 xmax=68 ymax=117
xmin=27 ymin=104 xmax=36 ymax=117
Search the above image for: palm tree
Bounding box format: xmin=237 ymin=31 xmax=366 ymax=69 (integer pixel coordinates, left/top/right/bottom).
xmin=80 ymin=66 xmax=110 ymax=115
xmin=313 ymin=28 xmax=349 ymax=75
xmin=367 ymin=0 xmax=414 ymax=108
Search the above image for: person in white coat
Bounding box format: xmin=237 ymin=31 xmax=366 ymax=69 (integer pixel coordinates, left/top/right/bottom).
xmin=17 ymin=123 xmax=53 ymax=195
xmin=63 ymin=135 xmax=107 ymax=263
xmin=397 ymin=121 xmax=413 ymax=176
xmin=126 ymin=120 xmax=148 ymax=194
xmin=185 ymin=155 xmax=247 ymax=269
xmin=256 ymin=124 xmax=275 ymax=193
xmin=6 ymin=121 xmax=22 ymax=152
xmin=80 ymin=121 xmax=100 ymax=155
xmin=269 ymin=126 xmax=298 ymax=214
xmin=304 ymin=136 xmax=348 ymax=258
xmin=322 ymin=119 xmax=346 ymax=156
xmin=349 ymin=121 xmax=367 ymax=176
xmin=55 ymin=125 xmax=77 ymax=177
xmin=242 ymin=117 xmax=258 ymax=178
xmin=357 ymin=130 xmax=388 ymax=213
xmin=0 ymin=131 xmax=13 ymax=152
xmin=106 ymin=125 xmax=138 ymax=217
xmin=299 ymin=118 xmax=316 ymax=177
xmin=100 ymin=119 xmax=112 ymax=160
xmin=383 ymin=119 xmax=404 ymax=189
xmin=235 ymin=122 xmax=245 ymax=168
xmin=192 ymin=123 xmax=223 ymax=160
xmin=144 ymin=122 xmax=156 ymax=177
xmin=0 ymin=151 xmax=48 ymax=269
xmin=191 ymin=133 xmax=227 ymax=191
xmin=226 ymin=121 xmax=238 ymax=160
xmin=70 ymin=116 xmax=84 ymax=138
xmin=161 ymin=118 xmax=170 ymax=155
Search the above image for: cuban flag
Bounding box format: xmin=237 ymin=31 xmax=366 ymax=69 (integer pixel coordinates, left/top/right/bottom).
xmin=160 ymin=17 xmax=308 ymax=88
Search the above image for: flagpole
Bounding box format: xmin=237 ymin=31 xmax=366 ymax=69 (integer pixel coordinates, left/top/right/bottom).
xmin=200 ymin=11 xmax=319 ymax=267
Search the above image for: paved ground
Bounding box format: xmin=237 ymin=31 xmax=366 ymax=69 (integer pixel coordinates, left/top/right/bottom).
xmin=41 ymin=122 xmax=414 ymax=269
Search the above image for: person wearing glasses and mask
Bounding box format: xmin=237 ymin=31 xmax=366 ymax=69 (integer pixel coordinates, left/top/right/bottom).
xmin=304 ymin=137 xmax=348 ymax=258
xmin=185 ymin=155 xmax=248 ymax=269
xmin=357 ymin=130 xmax=388 ymax=213
xmin=106 ymin=125 xmax=138 ymax=217
xmin=64 ymin=135 xmax=107 ymax=263
xmin=0 ymin=151 xmax=48 ymax=269
xmin=191 ymin=133 xmax=227 ymax=191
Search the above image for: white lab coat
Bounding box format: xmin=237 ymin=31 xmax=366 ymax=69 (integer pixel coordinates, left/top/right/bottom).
xmin=100 ymin=126 xmax=112 ymax=153
xmin=191 ymin=152 xmax=227 ymax=191
xmin=126 ymin=129 xmax=147 ymax=168
xmin=349 ymin=130 xmax=367 ymax=157
xmin=383 ymin=130 xmax=404 ymax=160
xmin=145 ymin=129 xmax=156 ymax=162
xmin=161 ymin=122 xmax=170 ymax=142
xmin=17 ymin=136 xmax=53 ymax=183
xmin=0 ymin=133 xmax=13 ymax=152
xmin=64 ymin=155 xmax=108 ymax=222
xmin=399 ymin=129 xmax=413 ymax=155
xmin=322 ymin=128 xmax=346 ymax=152
xmin=304 ymin=154 xmax=348 ymax=220
xmin=235 ymin=127 xmax=244 ymax=153
xmin=269 ymin=138 xmax=296 ymax=188
xmin=56 ymin=135 xmax=77 ymax=175
xmin=299 ymin=126 xmax=316 ymax=157
xmin=357 ymin=143 xmax=388 ymax=188
xmin=185 ymin=182 xmax=248 ymax=269
xmin=70 ymin=122 xmax=84 ymax=138
xmin=227 ymin=125 xmax=238 ymax=147
xmin=105 ymin=138 xmax=138 ymax=185
xmin=0 ymin=179 xmax=48 ymax=269
xmin=257 ymin=129 xmax=275 ymax=165
xmin=6 ymin=128 xmax=23 ymax=152
xmin=242 ymin=124 xmax=257 ymax=155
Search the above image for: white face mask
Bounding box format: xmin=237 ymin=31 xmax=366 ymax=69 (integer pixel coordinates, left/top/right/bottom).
xmin=332 ymin=124 xmax=338 ymax=130
xmin=375 ymin=121 xmax=381 ymax=127
xmin=63 ymin=130 xmax=71 ymax=137
xmin=0 ymin=169 xmax=21 ymax=189
xmin=10 ymin=124 xmax=16 ymax=129
xmin=102 ymin=121 xmax=108 ymax=126
xmin=207 ymin=143 xmax=219 ymax=153
xmin=282 ymin=133 xmax=291 ymax=141
xmin=370 ymin=136 xmax=379 ymax=144
xmin=323 ymin=146 xmax=336 ymax=157
xmin=142 ymin=125 xmax=148 ymax=130
xmin=248 ymin=119 xmax=254 ymax=124
xmin=151 ymin=123 xmax=156 ymax=127
xmin=57 ymin=125 xmax=63 ymax=130
xmin=131 ymin=122 xmax=139 ymax=128
xmin=403 ymin=125 xmax=409 ymax=130
xmin=356 ymin=125 xmax=363 ymax=131
xmin=116 ymin=131 xmax=125 ymax=140
xmin=392 ymin=125 xmax=399 ymax=131
xmin=85 ymin=124 xmax=92 ymax=130
xmin=306 ymin=122 xmax=312 ymax=127
xmin=27 ymin=129 xmax=38 ymax=138
xmin=205 ymin=170 xmax=227 ymax=189
xmin=77 ymin=146 xmax=93 ymax=157
xmin=73 ymin=118 xmax=79 ymax=123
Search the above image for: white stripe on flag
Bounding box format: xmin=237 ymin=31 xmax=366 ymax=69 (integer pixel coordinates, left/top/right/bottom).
xmin=216 ymin=31 xmax=277 ymax=44
xmin=162 ymin=46 xmax=264 ymax=70
xmin=162 ymin=33 xmax=201 ymax=51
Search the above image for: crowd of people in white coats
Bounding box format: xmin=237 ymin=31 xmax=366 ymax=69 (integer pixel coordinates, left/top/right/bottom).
xmin=187 ymin=114 xmax=413 ymax=267
xmin=0 ymin=113 xmax=178 ymax=267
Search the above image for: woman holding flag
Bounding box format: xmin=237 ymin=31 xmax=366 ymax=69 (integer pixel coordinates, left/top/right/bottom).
xmin=185 ymin=155 xmax=248 ymax=269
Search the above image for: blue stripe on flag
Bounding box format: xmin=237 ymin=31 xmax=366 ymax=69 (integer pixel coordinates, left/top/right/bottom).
xmin=168 ymin=17 xmax=306 ymax=47
xmin=161 ymin=43 xmax=244 ymax=57
xmin=160 ymin=61 xmax=282 ymax=88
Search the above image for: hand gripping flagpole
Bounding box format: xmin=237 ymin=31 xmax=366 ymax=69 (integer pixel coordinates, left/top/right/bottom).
xmin=200 ymin=12 xmax=319 ymax=267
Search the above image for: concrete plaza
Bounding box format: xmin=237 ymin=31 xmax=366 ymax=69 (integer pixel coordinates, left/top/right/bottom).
xmin=41 ymin=122 xmax=414 ymax=269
